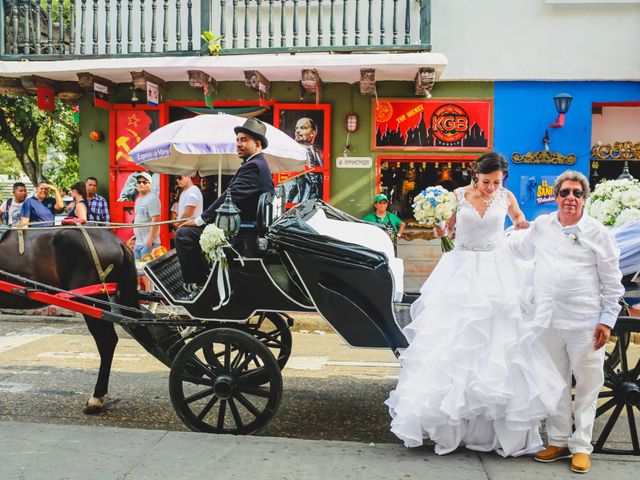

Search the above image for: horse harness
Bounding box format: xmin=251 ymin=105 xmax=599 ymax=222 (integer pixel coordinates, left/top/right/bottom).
xmin=13 ymin=224 xmax=114 ymax=295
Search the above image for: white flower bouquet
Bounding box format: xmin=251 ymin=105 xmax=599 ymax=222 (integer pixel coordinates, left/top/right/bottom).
xmin=586 ymin=178 xmax=640 ymax=227
xmin=412 ymin=186 xmax=457 ymax=252
xmin=199 ymin=224 xmax=229 ymax=264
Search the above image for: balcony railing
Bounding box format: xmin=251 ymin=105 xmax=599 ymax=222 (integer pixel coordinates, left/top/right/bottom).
xmin=0 ymin=0 xmax=431 ymax=59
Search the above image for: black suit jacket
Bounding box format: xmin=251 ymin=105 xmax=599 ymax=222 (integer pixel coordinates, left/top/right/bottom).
xmin=201 ymin=152 xmax=274 ymax=224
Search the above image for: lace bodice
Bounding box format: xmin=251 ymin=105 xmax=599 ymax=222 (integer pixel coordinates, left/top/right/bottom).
xmin=453 ymin=187 xmax=509 ymax=251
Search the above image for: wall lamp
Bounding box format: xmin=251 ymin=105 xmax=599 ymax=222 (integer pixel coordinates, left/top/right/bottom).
xmin=549 ymin=93 xmax=573 ymax=128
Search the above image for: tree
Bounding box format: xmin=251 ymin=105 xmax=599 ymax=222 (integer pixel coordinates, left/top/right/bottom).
xmin=0 ymin=95 xmax=79 ymax=187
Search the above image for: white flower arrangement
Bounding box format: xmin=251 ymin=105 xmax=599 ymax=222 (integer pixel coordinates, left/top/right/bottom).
xmin=586 ymin=178 xmax=640 ymax=227
xmin=567 ymin=233 xmax=579 ymax=243
xmin=412 ymin=186 xmax=457 ymax=252
xmin=199 ymin=224 xmax=229 ymax=264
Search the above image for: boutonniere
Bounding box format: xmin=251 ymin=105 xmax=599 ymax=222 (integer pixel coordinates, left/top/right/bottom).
xmin=567 ymin=233 xmax=579 ymax=243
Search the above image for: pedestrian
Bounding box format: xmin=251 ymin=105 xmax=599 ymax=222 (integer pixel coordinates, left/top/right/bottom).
xmin=200 ymin=175 xmax=217 ymax=210
xmin=19 ymin=182 xmax=64 ymax=228
xmin=85 ymin=177 xmax=111 ymax=223
xmin=509 ymin=170 xmax=623 ymax=474
xmin=0 ymin=181 xmax=28 ymax=227
xmin=133 ymin=172 xmax=161 ymax=261
xmin=67 ymin=181 xmax=89 ymax=222
xmin=362 ymin=193 xmax=405 ymax=255
xmin=175 ymin=175 xmax=203 ymax=226
xmin=176 ymin=118 xmax=274 ymax=298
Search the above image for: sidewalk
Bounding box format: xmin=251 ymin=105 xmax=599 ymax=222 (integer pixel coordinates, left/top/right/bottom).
xmin=0 ymin=421 xmax=638 ymax=480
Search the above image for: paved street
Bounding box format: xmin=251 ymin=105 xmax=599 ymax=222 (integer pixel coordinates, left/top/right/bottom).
xmin=0 ymin=316 xmax=638 ymax=479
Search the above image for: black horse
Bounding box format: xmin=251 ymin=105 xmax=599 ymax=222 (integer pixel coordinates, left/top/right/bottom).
xmin=0 ymin=226 xmax=175 ymax=413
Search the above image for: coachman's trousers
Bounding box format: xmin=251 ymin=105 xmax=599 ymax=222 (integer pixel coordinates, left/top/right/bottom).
xmin=175 ymin=225 xmax=207 ymax=285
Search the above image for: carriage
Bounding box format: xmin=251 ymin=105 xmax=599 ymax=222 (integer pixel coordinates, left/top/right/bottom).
xmin=1 ymin=193 xmax=639 ymax=454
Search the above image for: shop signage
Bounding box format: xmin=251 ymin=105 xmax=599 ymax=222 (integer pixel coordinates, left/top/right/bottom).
xmin=519 ymin=175 xmax=558 ymax=206
xmin=591 ymin=141 xmax=640 ymax=160
xmin=511 ymin=151 xmax=576 ymax=165
xmin=373 ymin=99 xmax=492 ymax=151
xmin=336 ymin=157 xmax=372 ymax=168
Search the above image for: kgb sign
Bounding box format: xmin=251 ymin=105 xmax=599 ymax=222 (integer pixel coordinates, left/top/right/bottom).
xmin=373 ymin=99 xmax=492 ymax=151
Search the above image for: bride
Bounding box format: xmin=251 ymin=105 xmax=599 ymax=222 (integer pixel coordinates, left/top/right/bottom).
xmin=386 ymin=152 xmax=564 ymax=457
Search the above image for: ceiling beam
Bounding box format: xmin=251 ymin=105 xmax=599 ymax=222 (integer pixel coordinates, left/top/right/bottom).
xmin=20 ymin=75 xmax=83 ymax=101
xmin=415 ymin=67 xmax=435 ymax=98
xmin=300 ymin=68 xmax=321 ymax=103
xmin=187 ymin=70 xmax=218 ymax=93
xmin=130 ymin=70 xmax=166 ymax=92
xmin=77 ymin=72 xmax=115 ymax=91
xmin=244 ymin=70 xmax=270 ymax=98
xmin=359 ymin=68 xmax=376 ymax=95
xmin=0 ymin=77 xmax=29 ymax=96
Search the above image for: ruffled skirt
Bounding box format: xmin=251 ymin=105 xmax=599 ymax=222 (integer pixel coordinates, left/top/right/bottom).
xmin=386 ymin=246 xmax=565 ymax=457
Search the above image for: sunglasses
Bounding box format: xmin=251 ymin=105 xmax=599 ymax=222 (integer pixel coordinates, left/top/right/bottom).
xmin=136 ymin=180 xmax=150 ymax=185
xmin=558 ymin=188 xmax=584 ymax=199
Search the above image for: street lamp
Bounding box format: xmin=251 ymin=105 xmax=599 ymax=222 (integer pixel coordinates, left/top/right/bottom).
xmin=549 ymin=93 xmax=573 ymax=128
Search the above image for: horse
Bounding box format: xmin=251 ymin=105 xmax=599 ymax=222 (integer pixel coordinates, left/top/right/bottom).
xmin=0 ymin=226 xmax=175 ymax=413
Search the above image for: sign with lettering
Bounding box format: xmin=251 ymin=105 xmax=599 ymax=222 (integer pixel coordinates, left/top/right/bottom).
xmin=336 ymin=157 xmax=372 ymax=168
xmin=373 ymin=99 xmax=492 ymax=151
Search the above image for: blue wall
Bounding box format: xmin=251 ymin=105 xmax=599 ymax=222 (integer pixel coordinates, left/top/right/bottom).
xmin=494 ymin=81 xmax=640 ymax=220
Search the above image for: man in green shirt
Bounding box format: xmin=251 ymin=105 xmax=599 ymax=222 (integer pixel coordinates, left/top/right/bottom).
xmin=362 ymin=193 xmax=406 ymax=254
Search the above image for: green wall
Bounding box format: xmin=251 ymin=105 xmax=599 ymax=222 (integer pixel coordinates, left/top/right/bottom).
xmin=79 ymin=80 xmax=492 ymax=216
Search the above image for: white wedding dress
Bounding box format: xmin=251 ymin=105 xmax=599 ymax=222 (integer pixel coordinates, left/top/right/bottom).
xmin=386 ymin=187 xmax=564 ymax=457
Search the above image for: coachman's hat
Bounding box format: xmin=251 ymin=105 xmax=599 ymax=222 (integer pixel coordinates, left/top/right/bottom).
xmin=234 ymin=118 xmax=269 ymax=148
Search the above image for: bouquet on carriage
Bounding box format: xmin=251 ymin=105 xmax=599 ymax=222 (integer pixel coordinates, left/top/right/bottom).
xmin=412 ymin=186 xmax=457 ymax=252
xmin=199 ymin=224 xmax=230 ymax=266
xmin=586 ymin=178 xmax=640 ymax=227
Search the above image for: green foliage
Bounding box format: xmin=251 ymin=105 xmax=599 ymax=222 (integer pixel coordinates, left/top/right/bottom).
xmin=0 ymin=94 xmax=79 ymax=188
xmin=201 ymin=31 xmax=224 ymax=56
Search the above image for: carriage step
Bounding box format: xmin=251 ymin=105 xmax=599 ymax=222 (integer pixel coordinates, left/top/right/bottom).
xmin=393 ymin=303 xmax=412 ymax=330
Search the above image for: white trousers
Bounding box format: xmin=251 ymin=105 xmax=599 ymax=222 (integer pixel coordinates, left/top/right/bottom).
xmin=542 ymin=327 xmax=604 ymax=454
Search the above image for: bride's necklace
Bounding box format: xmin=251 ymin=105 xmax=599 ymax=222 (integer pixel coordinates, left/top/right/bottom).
xmin=479 ymin=193 xmax=495 ymax=207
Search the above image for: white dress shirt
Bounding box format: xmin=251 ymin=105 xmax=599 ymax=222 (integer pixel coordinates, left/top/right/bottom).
xmin=509 ymin=211 xmax=623 ymax=330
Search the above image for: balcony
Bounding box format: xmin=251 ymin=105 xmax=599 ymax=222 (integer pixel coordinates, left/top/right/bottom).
xmin=0 ymin=0 xmax=431 ymax=59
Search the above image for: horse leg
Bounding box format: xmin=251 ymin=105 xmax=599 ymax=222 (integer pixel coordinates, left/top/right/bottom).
xmin=82 ymin=314 xmax=118 ymax=414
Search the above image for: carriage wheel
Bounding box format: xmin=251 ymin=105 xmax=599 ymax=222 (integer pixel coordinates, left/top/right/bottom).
xmin=593 ymin=316 xmax=640 ymax=455
xmin=169 ymin=328 xmax=283 ymax=435
xmin=201 ymin=313 xmax=292 ymax=385
xmin=240 ymin=312 xmax=293 ymax=372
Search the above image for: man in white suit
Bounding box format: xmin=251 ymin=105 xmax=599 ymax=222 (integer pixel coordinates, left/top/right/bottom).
xmin=509 ymin=170 xmax=623 ymax=474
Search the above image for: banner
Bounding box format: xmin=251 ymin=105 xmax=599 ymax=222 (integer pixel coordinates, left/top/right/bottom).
xmin=93 ymin=83 xmax=110 ymax=109
xmin=37 ymin=86 xmax=55 ymax=111
xmin=146 ymin=81 xmax=159 ymax=107
xmin=373 ymin=99 xmax=492 ymax=151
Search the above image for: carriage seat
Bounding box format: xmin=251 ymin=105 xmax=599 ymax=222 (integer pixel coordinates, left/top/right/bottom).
xmin=305 ymin=208 xmax=404 ymax=302
xmin=256 ymin=190 xmax=285 ymax=236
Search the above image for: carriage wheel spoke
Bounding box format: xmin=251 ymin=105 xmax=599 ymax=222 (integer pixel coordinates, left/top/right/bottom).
xmin=230 ymin=349 xmax=245 ymax=372
xmin=217 ymin=399 xmax=227 ymax=430
xmin=237 ymin=384 xmax=271 ymax=398
xmin=595 ymin=403 xmax=623 ymax=450
xmin=598 ymin=390 xmax=615 ymax=398
xmin=626 ymin=404 xmax=640 ymax=452
xmin=596 ymin=397 xmax=618 ymax=417
xmin=236 ymin=366 xmax=268 ymax=384
xmin=181 ymin=374 xmax=215 ymax=387
xmin=184 ymin=387 xmax=215 ymax=404
xmin=235 ymin=392 xmax=262 ymax=418
xmin=233 ymin=351 xmax=259 ymax=375
xmin=228 ymin=398 xmax=244 ymax=429
xmin=196 ymin=395 xmax=219 ymax=422
xmin=223 ymin=342 xmax=232 ymax=368
xmin=188 ymin=357 xmax=219 ymax=379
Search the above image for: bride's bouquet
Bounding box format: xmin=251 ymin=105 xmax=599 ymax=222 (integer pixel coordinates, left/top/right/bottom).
xmin=586 ymin=178 xmax=640 ymax=227
xmin=412 ymin=186 xmax=457 ymax=252
xmin=199 ymin=224 xmax=230 ymax=265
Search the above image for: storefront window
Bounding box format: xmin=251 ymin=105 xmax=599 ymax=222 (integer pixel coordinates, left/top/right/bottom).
xmin=379 ymin=159 xmax=473 ymax=220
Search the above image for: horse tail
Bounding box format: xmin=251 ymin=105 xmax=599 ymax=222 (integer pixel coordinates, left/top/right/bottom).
xmin=115 ymin=242 xmax=140 ymax=315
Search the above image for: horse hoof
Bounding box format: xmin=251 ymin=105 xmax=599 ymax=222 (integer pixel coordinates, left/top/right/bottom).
xmin=83 ymin=395 xmax=105 ymax=415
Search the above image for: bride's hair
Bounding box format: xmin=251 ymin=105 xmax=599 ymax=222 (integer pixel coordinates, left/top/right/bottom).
xmin=471 ymin=152 xmax=509 ymax=185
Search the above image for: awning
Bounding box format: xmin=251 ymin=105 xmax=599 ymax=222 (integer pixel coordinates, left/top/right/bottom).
xmin=0 ymin=51 xmax=447 ymax=84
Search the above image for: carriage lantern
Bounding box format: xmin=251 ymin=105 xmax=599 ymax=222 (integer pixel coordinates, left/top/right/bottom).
xmin=215 ymin=192 xmax=241 ymax=241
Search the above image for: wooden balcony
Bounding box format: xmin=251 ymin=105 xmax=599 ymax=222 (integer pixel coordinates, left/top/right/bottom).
xmin=0 ymin=0 xmax=431 ymax=59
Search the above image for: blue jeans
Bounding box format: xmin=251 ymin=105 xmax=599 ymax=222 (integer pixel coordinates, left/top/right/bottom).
xmin=134 ymin=243 xmax=159 ymax=261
